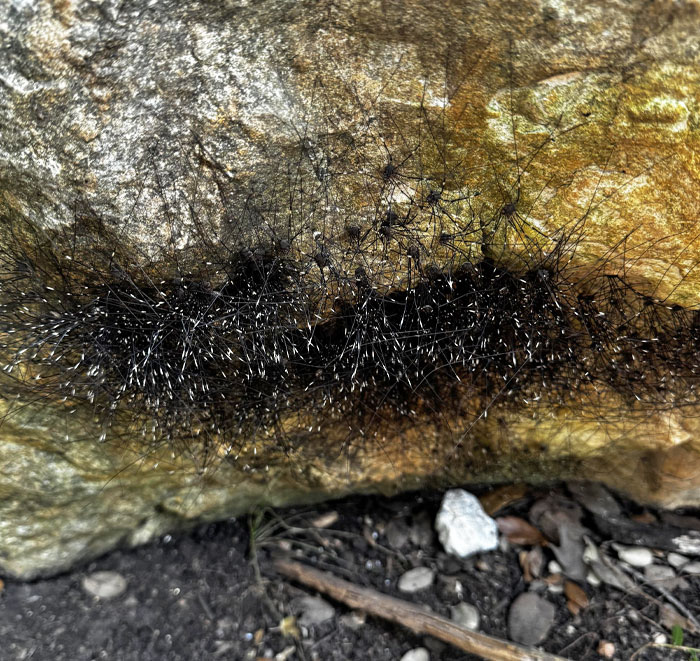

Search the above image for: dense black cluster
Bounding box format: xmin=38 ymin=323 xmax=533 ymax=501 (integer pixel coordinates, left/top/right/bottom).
xmin=3 ymin=214 xmax=700 ymax=465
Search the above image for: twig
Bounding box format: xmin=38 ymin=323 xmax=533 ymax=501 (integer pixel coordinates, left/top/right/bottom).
xmin=618 ymin=563 xmax=700 ymax=632
xmin=273 ymin=558 xmax=570 ymax=661
xmin=630 ymin=641 xmax=700 ymax=661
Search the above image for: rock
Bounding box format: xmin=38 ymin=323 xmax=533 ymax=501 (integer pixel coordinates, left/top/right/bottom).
xmin=614 ymin=545 xmax=654 ymax=568
xmin=644 ymin=564 xmax=676 ymax=582
xmin=339 ymin=610 xmax=366 ymax=630
xmin=548 ymin=560 xmax=563 ymax=575
xmin=586 ymin=571 xmax=602 ymax=587
xmin=597 ymin=640 xmax=616 ymax=658
xmin=435 ymin=490 xmax=498 ymax=558
xmin=399 ymin=648 xmax=429 ymax=661
xmin=385 ymin=519 xmax=411 ymax=550
xmin=409 ymin=511 xmax=436 ymax=549
xmin=295 ymin=596 xmax=335 ymax=626
xmin=667 ymin=552 xmax=689 ymax=569
xmin=450 ymin=602 xmax=480 ymax=631
xmin=507 ymin=593 xmax=556 ymax=646
xmin=397 ymin=567 xmax=435 ymax=593
xmin=680 ymin=562 xmax=700 ymax=575
xmin=81 ymin=571 xmax=127 ymax=599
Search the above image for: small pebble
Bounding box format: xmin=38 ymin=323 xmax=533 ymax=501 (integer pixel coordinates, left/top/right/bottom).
xmin=548 ymin=560 xmax=563 ymax=575
xmin=398 ymin=567 xmax=435 ymax=593
xmin=680 ymin=561 xmax=700 ymax=575
xmin=653 ymin=632 xmax=668 ymax=645
xmin=644 ymin=564 xmax=676 ymax=582
xmin=339 ymin=610 xmax=366 ymax=630
xmin=667 ymin=552 xmax=689 ymax=569
xmin=399 ymin=647 xmax=430 ymax=661
xmin=385 ymin=519 xmax=410 ymax=550
xmin=615 ymin=545 xmax=654 ymax=568
xmin=296 ymin=596 xmax=335 ymax=626
xmin=507 ymin=593 xmax=556 ymax=646
xmin=81 ymin=571 xmax=127 ymax=599
xmin=450 ymin=602 xmax=480 ymax=631
xmin=586 ymin=571 xmax=601 ymax=587
xmin=597 ymin=640 xmax=616 ymax=658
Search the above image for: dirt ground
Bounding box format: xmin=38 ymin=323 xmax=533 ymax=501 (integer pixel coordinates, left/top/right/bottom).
xmin=1 ymin=483 xmax=699 ymax=661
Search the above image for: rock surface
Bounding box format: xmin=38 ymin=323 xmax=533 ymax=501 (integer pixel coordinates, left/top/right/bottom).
xmin=1 ymin=0 xmax=700 ymax=578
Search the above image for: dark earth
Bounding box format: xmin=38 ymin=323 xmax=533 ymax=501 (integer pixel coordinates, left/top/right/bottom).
xmin=1 ymin=484 xmax=699 ymax=661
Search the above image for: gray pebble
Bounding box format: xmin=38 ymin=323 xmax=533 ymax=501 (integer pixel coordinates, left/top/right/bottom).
xmin=667 ymin=552 xmax=689 ymax=569
xmin=507 ymin=593 xmax=556 ymax=646
xmin=450 ymin=602 xmax=480 ymax=631
xmin=644 ymin=564 xmax=676 ymax=582
xmin=296 ymin=596 xmax=335 ymax=626
xmin=385 ymin=519 xmax=410 ymax=550
xmin=398 ymin=567 xmax=435 ymax=593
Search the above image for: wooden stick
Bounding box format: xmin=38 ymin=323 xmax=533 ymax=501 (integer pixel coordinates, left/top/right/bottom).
xmin=273 ymin=558 xmax=569 ymax=661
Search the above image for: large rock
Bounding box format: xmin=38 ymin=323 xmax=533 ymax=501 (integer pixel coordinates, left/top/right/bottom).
xmin=1 ymin=0 xmax=700 ymax=578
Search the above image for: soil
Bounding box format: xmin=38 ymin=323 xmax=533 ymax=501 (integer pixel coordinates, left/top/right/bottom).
xmin=0 ymin=484 xmax=698 ymax=661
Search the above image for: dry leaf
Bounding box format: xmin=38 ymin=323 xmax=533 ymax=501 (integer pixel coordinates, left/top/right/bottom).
xmin=519 ymin=547 xmax=545 ymax=582
xmin=544 ymin=573 xmax=563 ymax=586
xmin=564 ymin=580 xmax=589 ymax=615
xmin=496 ymin=516 xmax=546 ymax=546
xmin=519 ymin=550 xmax=532 ymax=582
xmin=564 ymin=580 xmax=589 ymax=608
xmin=631 ymin=511 xmax=657 ymax=524
xmin=479 ymin=484 xmax=529 ymax=515
xmin=566 ymin=600 xmax=581 ymax=616
xmin=659 ymin=603 xmax=699 ymax=634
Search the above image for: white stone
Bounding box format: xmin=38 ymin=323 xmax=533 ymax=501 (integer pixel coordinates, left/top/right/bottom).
xmin=435 ymin=489 xmax=498 ymax=558
xmin=451 ymin=602 xmax=480 ymax=630
xmin=680 ymin=561 xmax=700 ymax=575
xmin=400 ymin=648 xmax=430 ymax=661
xmin=81 ymin=571 xmax=127 ymax=599
xmin=667 ymin=552 xmax=689 ymax=569
xmin=615 ymin=545 xmax=654 ymax=568
xmin=586 ymin=571 xmax=602 ymax=587
xmin=296 ymin=596 xmax=335 ymax=626
xmin=548 ymin=560 xmax=563 ymax=575
xmin=653 ymin=633 xmax=668 ymax=645
xmin=398 ymin=567 xmax=435 ymax=593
